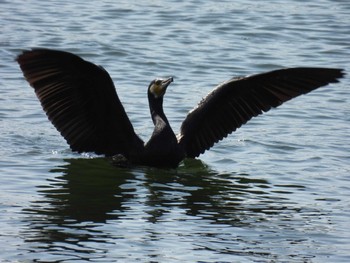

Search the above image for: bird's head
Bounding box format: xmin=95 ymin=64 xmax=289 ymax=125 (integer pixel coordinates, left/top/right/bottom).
xmin=148 ymin=77 xmax=174 ymax=99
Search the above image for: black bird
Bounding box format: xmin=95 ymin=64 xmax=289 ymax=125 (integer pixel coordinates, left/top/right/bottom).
xmin=16 ymin=49 xmax=344 ymax=168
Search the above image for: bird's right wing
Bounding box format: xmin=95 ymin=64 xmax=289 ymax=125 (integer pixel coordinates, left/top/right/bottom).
xmin=177 ymin=68 xmax=344 ymax=158
xmin=17 ymin=49 xmax=144 ymax=156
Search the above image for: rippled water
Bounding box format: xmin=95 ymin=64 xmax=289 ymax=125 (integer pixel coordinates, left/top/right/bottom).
xmin=1 ymin=0 xmax=350 ymax=262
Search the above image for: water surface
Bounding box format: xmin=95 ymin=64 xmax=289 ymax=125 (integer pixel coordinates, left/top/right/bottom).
xmin=1 ymin=0 xmax=349 ymax=262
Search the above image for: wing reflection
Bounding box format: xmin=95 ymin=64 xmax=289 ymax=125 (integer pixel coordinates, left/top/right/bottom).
xmin=141 ymin=159 xmax=276 ymax=225
xmin=27 ymin=158 xmax=135 ymax=223
xmin=22 ymin=158 xmax=135 ymax=251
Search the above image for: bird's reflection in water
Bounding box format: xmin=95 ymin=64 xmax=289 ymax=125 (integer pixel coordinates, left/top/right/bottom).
xmin=22 ymin=157 xmax=302 ymax=259
xmin=22 ymin=158 xmax=135 ymax=253
xmin=30 ymin=158 xmax=135 ymax=223
xmin=142 ymin=159 xmax=276 ymax=225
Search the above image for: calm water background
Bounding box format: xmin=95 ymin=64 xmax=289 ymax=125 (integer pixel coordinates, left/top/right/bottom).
xmin=1 ymin=0 xmax=350 ymax=262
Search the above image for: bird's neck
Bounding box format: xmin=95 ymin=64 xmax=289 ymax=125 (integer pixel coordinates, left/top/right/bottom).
xmin=149 ymin=97 xmax=169 ymax=126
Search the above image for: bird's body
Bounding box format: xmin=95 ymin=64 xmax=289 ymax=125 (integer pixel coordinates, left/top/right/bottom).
xmin=16 ymin=49 xmax=344 ymax=168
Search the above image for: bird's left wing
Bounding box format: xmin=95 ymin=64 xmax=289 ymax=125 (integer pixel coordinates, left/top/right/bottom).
xmin=17 ymin=49 xmax=144 ymax=156
xmin=177 ymin=67 xmax=344 ymax=158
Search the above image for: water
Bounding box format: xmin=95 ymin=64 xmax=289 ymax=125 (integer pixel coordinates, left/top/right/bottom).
xmin=1 ymin=0 xmax=349 ymax=262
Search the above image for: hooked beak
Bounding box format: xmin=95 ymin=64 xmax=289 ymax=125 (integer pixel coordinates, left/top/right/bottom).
xmin=161 ymin=77 xmax=174 ymax=90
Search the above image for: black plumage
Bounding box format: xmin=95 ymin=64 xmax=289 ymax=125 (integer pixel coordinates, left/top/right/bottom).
xmin=16 ymin=49 xmax=344 ymax=167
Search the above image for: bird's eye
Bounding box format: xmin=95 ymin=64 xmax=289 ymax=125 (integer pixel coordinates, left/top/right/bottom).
xmin=155 ymin=79 xmax=162 ymax=85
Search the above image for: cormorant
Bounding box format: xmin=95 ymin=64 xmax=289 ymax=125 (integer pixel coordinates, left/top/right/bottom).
xmin=16 ymin=49 xmax=344 ymax=168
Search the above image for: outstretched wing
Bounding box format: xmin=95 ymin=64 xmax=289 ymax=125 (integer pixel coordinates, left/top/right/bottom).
xmin=178 ymin=67 xmax=344 ymax=158
xmin=17 ymin=49 xmax=144 ymax=156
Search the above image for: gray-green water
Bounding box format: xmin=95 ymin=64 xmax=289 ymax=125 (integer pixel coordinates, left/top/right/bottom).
xmin=1 ymin=0 xmax=349 ymax=262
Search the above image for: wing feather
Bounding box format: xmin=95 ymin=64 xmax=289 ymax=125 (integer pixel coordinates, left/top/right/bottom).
xmin=17 ymin=48 xmax=144 ymax=156
xmin=178 ymin=67 xmax=344 ymax=158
